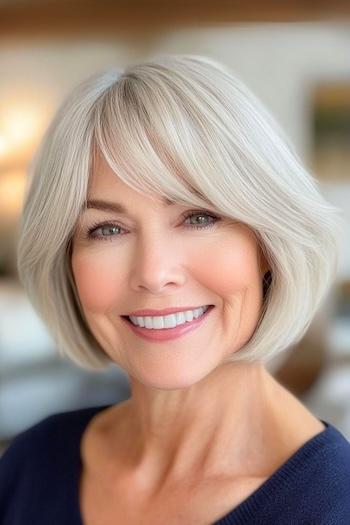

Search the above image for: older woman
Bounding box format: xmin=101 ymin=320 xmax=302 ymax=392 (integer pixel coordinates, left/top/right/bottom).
xmin=0 ymin=54 xmax=349 ymax=525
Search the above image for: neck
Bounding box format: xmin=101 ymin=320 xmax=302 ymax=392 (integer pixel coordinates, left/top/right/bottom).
xmin=109 ymin=361 xmax=278 ymax=491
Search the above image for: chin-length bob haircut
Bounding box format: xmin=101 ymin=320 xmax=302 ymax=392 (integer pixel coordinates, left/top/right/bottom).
xmin=17 ymin=54 xmax=343 ymax=369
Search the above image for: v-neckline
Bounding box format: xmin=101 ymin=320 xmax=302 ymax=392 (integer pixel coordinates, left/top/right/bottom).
xmin=72 ymin=407 xmax=334 ymax=525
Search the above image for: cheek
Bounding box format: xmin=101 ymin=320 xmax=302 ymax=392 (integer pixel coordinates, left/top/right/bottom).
xmin=190 ymin=233 xmax=263 ymax=351
xmin=192 ymin=232 xmax=262 ymax=297
xmin=71 ymin=249 xmax=125 ymax=313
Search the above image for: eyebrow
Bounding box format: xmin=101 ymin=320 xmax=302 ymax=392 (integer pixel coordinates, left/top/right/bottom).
xmin=83 ymin=197 xmax=176 ymax=215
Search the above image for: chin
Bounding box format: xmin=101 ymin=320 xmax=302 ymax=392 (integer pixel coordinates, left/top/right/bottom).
xmin=129 ymin=363 xmax=219 ymax=391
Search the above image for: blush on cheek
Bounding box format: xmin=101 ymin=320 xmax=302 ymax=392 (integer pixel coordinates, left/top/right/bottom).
xmin=71 ymin=255 xmax=121 ymax=313
xmin=196 ymin=231 xmax=264 ymax=349
xmin=197 ymin=235 xmax=260 ymax=297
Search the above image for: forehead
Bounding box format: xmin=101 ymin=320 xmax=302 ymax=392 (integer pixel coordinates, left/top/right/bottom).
xmin=88 ymin=152 xmax=175 ymax=208
xmin=88 ymin=149 xmax=210 ymax=211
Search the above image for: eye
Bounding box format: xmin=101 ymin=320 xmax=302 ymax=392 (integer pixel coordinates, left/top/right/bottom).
xmin=86 ymin=222 xmax=124 ymax=241
xmin=182 ymin=210 xmax=219 ymax=230
xmin=84 ymin=210 xmax=220 ymax=242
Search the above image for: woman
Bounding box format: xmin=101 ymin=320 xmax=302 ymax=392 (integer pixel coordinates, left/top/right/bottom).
xmin=1 ymin=54 xmax=349 ymax=525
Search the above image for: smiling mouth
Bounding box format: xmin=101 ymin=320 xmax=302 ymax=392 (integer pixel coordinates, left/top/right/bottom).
xmin=120 ymin=305 xmax=215 ymax=341
xmin=121 ymin=305 xmax=215 ymax=330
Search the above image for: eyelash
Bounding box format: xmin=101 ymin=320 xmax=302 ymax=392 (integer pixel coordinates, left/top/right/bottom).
xmin=85 ymin=210 xmax=220 ymax=242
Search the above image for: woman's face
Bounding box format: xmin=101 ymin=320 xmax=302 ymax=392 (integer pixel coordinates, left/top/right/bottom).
xmin=71 ymin=155 xmax=268 ymax=389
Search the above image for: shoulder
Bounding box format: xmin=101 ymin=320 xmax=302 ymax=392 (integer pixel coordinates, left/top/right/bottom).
xmin=310 ymin=423 xmax=350 ymax=503
xmin=0 ymin=405 xmax=110 ymax=522
xmin=0 ymin=404 xmax=109 ymax=466
xmin=272 ymin=422 xmax=350 ymax=523
xmin=306 ymin=421 xmax=350 ymax=480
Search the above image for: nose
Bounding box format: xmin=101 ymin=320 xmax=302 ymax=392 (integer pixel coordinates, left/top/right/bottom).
xmin=129 ymin=230 xmax=186 ymax=294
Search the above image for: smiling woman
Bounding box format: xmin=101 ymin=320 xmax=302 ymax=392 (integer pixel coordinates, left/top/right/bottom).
xmin=1 ymin=54 xmax=349 ymax=525
xmin=70 ymin=152 xmax=269 ymax=389
xmin=15 ymin=55 xmax=341 ymax=370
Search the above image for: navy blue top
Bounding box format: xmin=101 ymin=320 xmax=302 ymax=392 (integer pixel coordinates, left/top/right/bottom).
xmin=1 ymin=404 xmax=350 ymax=524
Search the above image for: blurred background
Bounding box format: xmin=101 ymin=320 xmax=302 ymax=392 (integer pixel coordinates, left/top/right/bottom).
xmin=1 ymin=0 xmax=350 ymax=454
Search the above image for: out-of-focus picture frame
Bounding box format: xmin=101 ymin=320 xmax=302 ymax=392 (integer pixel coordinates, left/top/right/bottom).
xmin=312 ymin=82 xmax=350 ymax=182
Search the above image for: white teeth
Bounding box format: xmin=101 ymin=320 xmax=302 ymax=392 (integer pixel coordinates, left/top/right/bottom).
xmin=184 ymin=310 xmax=194 ymax=322
xmin=151 ymin=315 xmax=166 ymax=329
xmin=128 ymin=305 xmax=210 ymax=329
xmin=161 ymin=315 xmax=175 ymax=329
xmin=176 ymin=311 xmax=186 ymax=323
xmin=137 ymin=317 xmax=145 ymax=328
xmin=192 ymin=308 xmax=204 ymax=319
xmin=145 ymin=315 xmax=161 ymax=329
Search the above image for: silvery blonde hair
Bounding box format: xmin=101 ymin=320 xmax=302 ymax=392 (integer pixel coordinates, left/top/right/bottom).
xmin=16 ymin=54 xmax=343 ymax=369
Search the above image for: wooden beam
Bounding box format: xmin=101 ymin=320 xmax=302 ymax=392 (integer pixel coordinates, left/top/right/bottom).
xmin=0 ymin=1 xmax=350 ymax=39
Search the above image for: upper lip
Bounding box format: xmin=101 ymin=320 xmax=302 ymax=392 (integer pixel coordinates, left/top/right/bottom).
xmin=125 ymin=305 xmax=212 ymax=317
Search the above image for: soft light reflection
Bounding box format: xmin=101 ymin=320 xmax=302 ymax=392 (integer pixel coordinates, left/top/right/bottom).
xmin=0 ymin=170 xmax=26 ymax=220
xmin=0 ymin=135 xmax=6 ymax=155
xmin=0 ymin=102 xmax=47 ymax=165
xmin=5 ymin=108 xmax=38 ymax=144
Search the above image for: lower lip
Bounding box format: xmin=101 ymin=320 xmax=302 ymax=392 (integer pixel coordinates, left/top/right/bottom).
xmin=121 ymin=306 xmax=215 ymax=342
